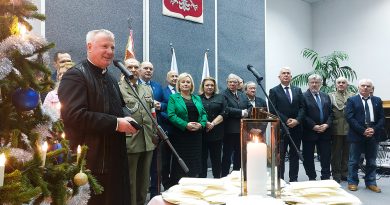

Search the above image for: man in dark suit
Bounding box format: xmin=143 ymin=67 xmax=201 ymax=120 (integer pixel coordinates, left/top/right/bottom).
xmin=302 ymin=74 xmax=334 ymax=180
xmin=221 ymin=74 xmax=252 ymax=177
xmin=244 ymin=81 xmax=267 ymax=108
xmin=345 ymin=79 xmax=384 ymax=193
xmin=269 ymin=67 xmax=305 ymax=182
xmin=160 ymin=70 xmax=178 ymax=189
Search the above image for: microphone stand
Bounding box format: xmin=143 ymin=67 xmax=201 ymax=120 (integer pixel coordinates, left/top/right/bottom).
xmin=253 ymin=77 xmax=304 ymax=162
xmin=118 ymin=68 xmax=190 ymax=176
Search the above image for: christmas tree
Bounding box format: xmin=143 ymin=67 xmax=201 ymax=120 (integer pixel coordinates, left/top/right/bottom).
xmin=0 ymin=0 xmax=101 ymax=204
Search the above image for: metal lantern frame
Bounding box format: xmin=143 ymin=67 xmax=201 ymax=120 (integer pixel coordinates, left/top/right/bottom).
xmin=240 ymin=108 xmax=281 ymax=198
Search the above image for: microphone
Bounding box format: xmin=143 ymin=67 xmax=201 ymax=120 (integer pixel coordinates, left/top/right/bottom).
xmin=247 ymin=64 xmax=264 ymax=81
xmin=113 ymin=59 xmax=134 ymax=80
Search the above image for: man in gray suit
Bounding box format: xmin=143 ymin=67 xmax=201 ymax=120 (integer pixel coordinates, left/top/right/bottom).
xmin=269 ymin=67 xmax=305 ymax=182
xmin=221 ymin=74 xmax=252 ymax=177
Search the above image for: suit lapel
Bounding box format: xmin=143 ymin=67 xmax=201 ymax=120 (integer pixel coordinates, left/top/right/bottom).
xmin=290 ymin=86 xmax=295 ymax=103
xmin=175 ymin=94 xmax=187 ymax=112
xmin=305 ymin=91 xmax=321 ymax=112
xmin=228 ymin=90 xmax=240 ymax=104
xmin=319 ymin=92 xmax=324 ymax=108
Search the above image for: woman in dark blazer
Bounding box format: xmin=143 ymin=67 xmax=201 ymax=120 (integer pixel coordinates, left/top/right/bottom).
xmin=167 ymin=72 xmax=208 ymax=184
xmin=199 ymin=77 xmax=227 ymax=178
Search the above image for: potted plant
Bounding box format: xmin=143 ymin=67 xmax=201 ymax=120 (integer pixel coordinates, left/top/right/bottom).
xmin=291 ymin=48 xmax=357 ymax=93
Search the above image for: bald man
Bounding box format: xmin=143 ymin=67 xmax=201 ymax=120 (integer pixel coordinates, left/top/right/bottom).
xmin=138 ymin=61 xmax=166 ymax=198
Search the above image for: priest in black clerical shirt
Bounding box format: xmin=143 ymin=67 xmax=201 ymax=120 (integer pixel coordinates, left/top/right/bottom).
xmin=59 ymin=29 xmax=138 ymax=205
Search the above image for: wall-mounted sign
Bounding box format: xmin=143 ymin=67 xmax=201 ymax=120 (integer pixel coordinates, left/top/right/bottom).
xmin=162 ymin=0 xmax=203 ymax=23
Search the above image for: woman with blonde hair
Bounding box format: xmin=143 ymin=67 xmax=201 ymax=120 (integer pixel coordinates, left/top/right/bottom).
xmin=167 ymin=72 xmax=208 ymax=184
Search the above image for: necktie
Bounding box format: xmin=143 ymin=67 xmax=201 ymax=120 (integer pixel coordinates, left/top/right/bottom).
xmin=315 ymin=93 xmax=324 ymax=122
xmin=132 ymin=83 xmax=138 ymax=93
xmin=284 ymin=87 xmax=291 ymax=103
xmin=363 ymin=97 xmax=371 ymax=125
xmin=234 ymin=92 xmax=239 ymax=100
xmin=172 ymin=87 xmax=176 ymax=93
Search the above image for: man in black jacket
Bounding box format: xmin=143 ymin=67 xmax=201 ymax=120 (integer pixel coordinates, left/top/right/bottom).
xmin=269 ymin=67 xmax=305 ymax=182
xmin=58 ymin=29 xmax=137 ymax=205
xmin=244 ymin=81 xmax=267 ymax=109
xmin=221 ymin=74 xmax=252 ymax=177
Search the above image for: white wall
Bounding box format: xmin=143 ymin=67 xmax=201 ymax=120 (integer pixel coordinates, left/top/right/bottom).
xmin=312 ymin=0 xmax=390 ymax=99
xmin=265 ymin=0 xmax=312 ymax=92
xmin=29 ymin=0 xmax=45 ymax=37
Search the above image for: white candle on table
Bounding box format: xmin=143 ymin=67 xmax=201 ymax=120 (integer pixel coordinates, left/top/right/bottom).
xmin=76 ymin=145 xmax=81 ymax=163
xmin=0 ymin=153 xmax=5 ymax=187
xmin=41 ymin=141 xmax=48 ymax=167
xmin=247 ymin=137 xmax=267 ymax=196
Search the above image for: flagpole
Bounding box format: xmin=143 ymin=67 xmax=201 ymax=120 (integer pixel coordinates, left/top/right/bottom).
xmin=143 ymin=0 xmax=150 ymax=61
xmin=170 ymin=43 xmax=173 ymax=52
xmin=214 ymin=0 xmax=218 ymax=86
xmin=127 ymin=17 xmax=132 ymax=30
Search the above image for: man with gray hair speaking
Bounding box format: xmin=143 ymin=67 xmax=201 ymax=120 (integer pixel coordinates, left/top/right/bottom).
xmin=59 ymin=29 xmax=137 ymax=204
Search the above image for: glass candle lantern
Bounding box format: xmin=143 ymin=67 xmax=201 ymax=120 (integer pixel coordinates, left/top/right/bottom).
xmin=240 ymin=108 xmax=280 ymax=198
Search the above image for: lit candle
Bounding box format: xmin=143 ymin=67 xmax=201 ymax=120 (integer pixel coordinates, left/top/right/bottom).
xmin=0 ymin=153 xmax=5 ymax=187
xmin=41 ymin=141 xmax=48 ymax=167
xmin=247 ymin=135 xmax=267 ymax=196
xmin=76 ymin=145 xmax=81 ymax=163
xmin=18 ymin=23 xmax=27 ymax=38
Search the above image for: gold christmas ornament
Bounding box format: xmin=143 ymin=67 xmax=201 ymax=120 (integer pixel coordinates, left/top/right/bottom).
xmin=73 ymin=172 xmax=88 ymax=186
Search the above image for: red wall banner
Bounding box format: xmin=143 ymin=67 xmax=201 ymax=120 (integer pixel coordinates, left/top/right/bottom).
xmin=162 ymin=0 xmax=203 ymax=23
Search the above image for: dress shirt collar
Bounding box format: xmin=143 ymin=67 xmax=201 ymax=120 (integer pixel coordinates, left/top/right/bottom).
xmin=359 ymin=94 xmax=370 ymax=100
xmin=281 ymin=84 xmax=291 ymax=89
xmin=87 ymin=59 xmax=107 ymax=75
xmin=168 ymin=85 xmax=176 ymax=93
xmin=139 ymin=78 xmax=150 ymax=85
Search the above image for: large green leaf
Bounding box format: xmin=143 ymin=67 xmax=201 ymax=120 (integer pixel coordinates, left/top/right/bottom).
xmin=292 ymin=48 xmax=357 ymax=93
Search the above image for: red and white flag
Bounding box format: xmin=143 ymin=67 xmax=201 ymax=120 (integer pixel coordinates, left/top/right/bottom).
xmin=201 ymin=51 xmax=210 ymax=81
xmin=124 ymin=30 xmax=135 ymax=60
xmin=170 ymin=47 xmax=178 ymax=73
